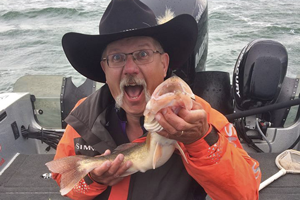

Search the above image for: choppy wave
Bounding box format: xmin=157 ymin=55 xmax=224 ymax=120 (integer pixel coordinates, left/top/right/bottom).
xmin=1 ymin=7 xmax=82 ymax=20
xmin=0 ymin=0 xmax=299 ymax=92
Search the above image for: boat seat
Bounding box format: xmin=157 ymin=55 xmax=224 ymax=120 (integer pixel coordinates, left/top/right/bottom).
xmin=61 ymin=77 xmax=98 ymax=128
xmin=192 ymin=71 xmax=233 ymax=115
xmin=13 ymin=75 xmax=103 ymax=129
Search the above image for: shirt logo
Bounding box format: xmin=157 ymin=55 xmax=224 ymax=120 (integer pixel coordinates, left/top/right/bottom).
xmin=74 ymin=137 xmax=99 ymax=156
xmin=75 ymin=143 xmax=95 ymax=151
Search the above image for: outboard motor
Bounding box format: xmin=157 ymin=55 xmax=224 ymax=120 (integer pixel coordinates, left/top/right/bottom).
xmin=232 ymin=39 xmax=289 ymax=152
xmin=141 ymin=0 xmax=208 ymax=86
xmin=233 ymin=39 xmax=288 ymax=111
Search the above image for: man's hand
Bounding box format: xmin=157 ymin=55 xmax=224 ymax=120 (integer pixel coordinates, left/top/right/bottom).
xmin=89 ymin=150 xmax=132 ymax=186
xmin=154 ymin=100 xmax=209 ymax=144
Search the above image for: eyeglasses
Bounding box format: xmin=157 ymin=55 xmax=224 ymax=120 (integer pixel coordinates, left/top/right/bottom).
xmin=102 ymin=49 xmax=162 ymax=68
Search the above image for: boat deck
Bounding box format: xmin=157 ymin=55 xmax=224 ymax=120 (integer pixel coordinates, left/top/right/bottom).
xmin=253 ymin=153 xmax=300 ymax=200
xmin=0 ymin=154 xmax=65 ymax=199
xmin=0 ymin=153 xmax=299 ymax=199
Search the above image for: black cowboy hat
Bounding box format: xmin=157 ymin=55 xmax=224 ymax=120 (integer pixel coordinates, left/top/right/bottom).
xmin=62 ymin=0 xmax=198 ymax=83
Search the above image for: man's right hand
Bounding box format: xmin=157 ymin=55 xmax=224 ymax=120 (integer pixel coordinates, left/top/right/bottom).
xmin=89 ymin=150 xmax=132 ymax=186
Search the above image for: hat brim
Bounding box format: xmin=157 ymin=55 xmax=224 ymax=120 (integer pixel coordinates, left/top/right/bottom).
xmin=62 ymin=14 xmax=198 ymax=83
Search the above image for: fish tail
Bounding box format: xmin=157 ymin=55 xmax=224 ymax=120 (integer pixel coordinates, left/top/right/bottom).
xmin=46 ymin=155 xmax=97 ymax=196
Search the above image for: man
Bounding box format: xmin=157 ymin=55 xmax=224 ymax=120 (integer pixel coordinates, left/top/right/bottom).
xmin=53 ymin=0 xmax=261 ymax=199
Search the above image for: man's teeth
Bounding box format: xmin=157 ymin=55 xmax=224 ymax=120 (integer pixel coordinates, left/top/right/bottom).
xmin=126 ymin=83 xmax=137 ymax=86
xmin=124 ymin=84 xmax=143 ymax=99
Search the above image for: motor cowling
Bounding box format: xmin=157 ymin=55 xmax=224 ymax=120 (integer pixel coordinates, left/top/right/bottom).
xmin=233 ymin=39 xmax=288 ymax=111
xmin=141 ymin=0 xmax=208 ymax=86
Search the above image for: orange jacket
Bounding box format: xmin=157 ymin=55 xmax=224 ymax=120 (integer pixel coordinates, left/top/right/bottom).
xmin=53 ymin=94 xmax=261 ymax=200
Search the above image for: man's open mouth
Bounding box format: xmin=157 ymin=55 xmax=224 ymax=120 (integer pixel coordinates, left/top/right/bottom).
xmin=124 ymin=84 xmax=144 ymax=99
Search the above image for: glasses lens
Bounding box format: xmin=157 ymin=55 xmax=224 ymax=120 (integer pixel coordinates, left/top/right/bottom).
xmin=107 ymin=53 xmax=126 ymax=68
xmin=106 ymin=49 xmax=158 ymax=68
xmin=133 ymin=49 xmax=153 ymax=64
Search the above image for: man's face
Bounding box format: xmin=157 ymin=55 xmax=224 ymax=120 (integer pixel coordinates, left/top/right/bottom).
xmin=101 ymin=36 xmax=169 ymax=117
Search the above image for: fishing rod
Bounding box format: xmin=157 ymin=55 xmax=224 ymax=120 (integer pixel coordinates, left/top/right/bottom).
xmin=226 ymin=97 xmax=300 ymax=152
xmin=20 ymin=98 xmax=300 ymax=151
xmin=226 ymin=98 xmax=300 ymax=121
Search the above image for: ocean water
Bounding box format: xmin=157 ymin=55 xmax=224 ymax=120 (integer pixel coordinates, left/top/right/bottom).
xmin=0 ymin=0 xmax=299 ymax=93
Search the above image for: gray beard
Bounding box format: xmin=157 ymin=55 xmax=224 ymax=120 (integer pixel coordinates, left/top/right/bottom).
xmin=115 ymin=76 xmax=151 ymax=110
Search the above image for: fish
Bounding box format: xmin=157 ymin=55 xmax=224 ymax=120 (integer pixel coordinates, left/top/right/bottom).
xmin=46 ymin=76 xmax=195 ymax=196
xmin=143 ymin=76 xmax=195 ymax=132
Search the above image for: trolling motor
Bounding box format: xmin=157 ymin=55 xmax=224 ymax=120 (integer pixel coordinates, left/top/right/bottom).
xmin=231 ymin=39 xmax=290 ymax=152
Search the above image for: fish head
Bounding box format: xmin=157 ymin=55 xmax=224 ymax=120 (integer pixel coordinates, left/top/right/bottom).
xmin=143 ymin=76 xmax=195 ymax=132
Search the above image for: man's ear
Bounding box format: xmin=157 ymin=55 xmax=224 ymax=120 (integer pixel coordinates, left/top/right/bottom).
xmin=101 ymin=61 xmax=106 ymax=73
xmin=100 ymin=61 xmax=108 ymax=83
xmin=161 ymin=53 xmax=170 ymax=78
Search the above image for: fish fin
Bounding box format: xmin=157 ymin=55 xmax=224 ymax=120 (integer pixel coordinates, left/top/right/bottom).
xmin=175 ymin=142 xmax=189 ymax=164
xmin=121 ymin=168 xmax=139 ymax=177
xmin=146 ymin=133 xmax=152 ymax=151
xmin=113 ymin=143 xmax=139 ymax=153
xmin=152 ymin=142 xmax=163 ymax=169
xmin=46 ymin=155 xmax=95 ymax=196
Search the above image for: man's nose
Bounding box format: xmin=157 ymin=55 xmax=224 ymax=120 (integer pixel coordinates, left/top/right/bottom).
xmin=123 ymin=55 xmax=139 ymax=74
